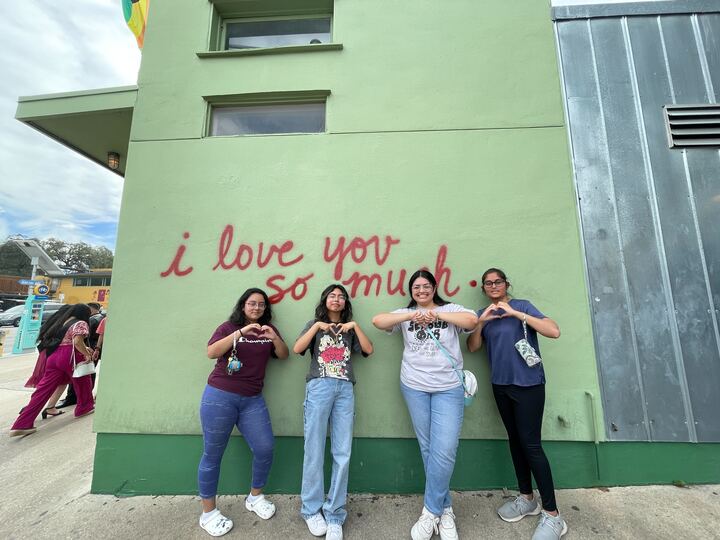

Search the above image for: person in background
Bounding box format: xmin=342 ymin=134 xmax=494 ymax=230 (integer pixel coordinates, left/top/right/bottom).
xmin=294 ymin=284 xmax=373 ymax=540
xmin=197 ymin=288 xmax=289 ymax=537
xmin=372 ymin=269 xmax=478 ymax=540
xmin=24 ymin=305 xmax=72 ymax=419
xmin=467 ymin=268 xmax=565 ymax=540
xmin=10 ymin=304 xmax=95 ymax=437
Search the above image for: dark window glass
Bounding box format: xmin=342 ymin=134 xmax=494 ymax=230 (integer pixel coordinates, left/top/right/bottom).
xmin=210 ymin=102 xmax=325 ymax=136
xmin=225 ymin=17 xmax=331 ymax=49
xmin=73 ymin=277 xmax=89 ymax=286
xmin=90 ymin=277 xmax=104 ymax=286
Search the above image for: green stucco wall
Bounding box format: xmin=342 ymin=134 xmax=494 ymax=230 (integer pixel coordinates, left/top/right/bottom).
xmin=93 ymin=0 xmax=606 ymax=491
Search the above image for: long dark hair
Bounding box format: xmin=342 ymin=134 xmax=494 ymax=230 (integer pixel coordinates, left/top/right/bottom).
xmin=37 ymin=305 xmax=72 ymax=343
xmin=314 ymin=284 xmax=353 ymax=323
xmin=37 ymin=304 xmax=91 ymax=351
xmin=406 ymin=269 xmax=449 ymax=308
xmin=229 ymin=288 xmax=273 ymax=326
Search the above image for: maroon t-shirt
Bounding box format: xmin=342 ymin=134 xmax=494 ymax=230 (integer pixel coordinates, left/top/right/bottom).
xmin=207 ymin=321 xmax=281 ymax=396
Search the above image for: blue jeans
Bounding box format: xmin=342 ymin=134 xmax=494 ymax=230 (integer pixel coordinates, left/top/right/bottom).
xmin=301 ymin=377 xmax=355 ymax=525
xmin=198 ymin=385 xmax=274 ymax=499
xmin=400 ymin=381 xmax=464 ymax=516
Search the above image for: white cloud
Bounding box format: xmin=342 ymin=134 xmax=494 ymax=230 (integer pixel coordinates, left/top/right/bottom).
xmin=0 ymin=0 xmax=140 ymax=250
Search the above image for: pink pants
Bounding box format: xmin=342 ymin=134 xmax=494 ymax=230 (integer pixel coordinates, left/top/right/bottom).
xmin=12 ymin=346 xmax=94 ymax=429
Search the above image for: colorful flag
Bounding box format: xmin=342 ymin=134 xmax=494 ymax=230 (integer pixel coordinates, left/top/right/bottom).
xmin=122 ymin=0 xmax=149 ymax=49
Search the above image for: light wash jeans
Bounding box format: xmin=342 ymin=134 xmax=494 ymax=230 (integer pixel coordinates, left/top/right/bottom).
xmin=400 ymin=381 xmax=464 ymax=516
xmin=301 ymin=377 xmax=355 ymax=525
xmin=198 ymin=385 xmax=274 ymax=499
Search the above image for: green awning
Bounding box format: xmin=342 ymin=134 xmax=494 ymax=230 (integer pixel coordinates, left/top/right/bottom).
xmin=15 ymin=85 xmax=137 ymax=177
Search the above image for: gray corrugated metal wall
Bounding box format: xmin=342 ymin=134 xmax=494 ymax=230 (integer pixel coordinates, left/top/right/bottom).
xmin=555 ymin=4 xmax=720 ymax=442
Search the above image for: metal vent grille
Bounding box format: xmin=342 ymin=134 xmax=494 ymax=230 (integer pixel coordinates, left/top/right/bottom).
xmin=664 ymin=104 xmax=720 ymax=148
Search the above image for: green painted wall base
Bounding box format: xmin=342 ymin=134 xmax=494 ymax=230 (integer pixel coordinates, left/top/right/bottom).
xmin=92 ymin=434 xmax=720 ymax=496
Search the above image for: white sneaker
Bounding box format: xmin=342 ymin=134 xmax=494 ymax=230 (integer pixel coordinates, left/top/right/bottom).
xmin=440 ymin=507 xmax=459 ymax=540
xmin=411 ymin=507 xmax=439 ymax=540
xmin=326 ymin=523 xmax=343 ymax=540
xmin=305 ymin=512 xmax=328 ymax=537
xmin=244 ymin=494 xmax=276 ymax=519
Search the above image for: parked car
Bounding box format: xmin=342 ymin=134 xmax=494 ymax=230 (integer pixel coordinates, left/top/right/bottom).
xmin=0 ymin=302 xmax=65 ymax=326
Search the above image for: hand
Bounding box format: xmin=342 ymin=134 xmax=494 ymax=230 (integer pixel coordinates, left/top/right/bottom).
xmin=423 ymin=310 xmax=439 ymax=325
xmin=314 ymin=321 xmax=332 ymax=332
xmin=338 ymin=321 xmax=357 ymax=333
xmin=92 ymin=349 xmax=100 ymax=361
xmin=259 ymin=325 xmax=278 ymax=340
xmin=410 ymin=311 xmax=427 ymax=326
xmin=495 ymin=301 xmax=519 ymax=318
xmin=478 ymin=304 xmax=506 ymax=324
xmin=241 ymin=323 xmax=262 ymax=336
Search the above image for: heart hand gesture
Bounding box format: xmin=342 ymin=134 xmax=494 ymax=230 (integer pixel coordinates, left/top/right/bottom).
xmin=478 ymin=304 xmax=507 ymax=324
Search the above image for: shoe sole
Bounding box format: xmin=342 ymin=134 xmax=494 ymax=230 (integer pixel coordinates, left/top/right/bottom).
xmin=9 ymin=429 xmax=37 ymax=438
xmin=497 ymin=506 xmax=541 ymax=523
xmin=560 ymin=521 xmax=569 ymax=537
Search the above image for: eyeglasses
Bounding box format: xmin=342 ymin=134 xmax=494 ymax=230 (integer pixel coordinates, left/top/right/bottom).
xmin=411 ymin=284 xmax=434 ymax=291
xmin=483 ymin=279 xmax=506 ymax=288
xmin=246 ymin=301 xmax=266 ymax=309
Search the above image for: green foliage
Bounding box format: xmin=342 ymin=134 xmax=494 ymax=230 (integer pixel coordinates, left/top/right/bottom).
xmin=0 ymin=242 xmax=32 ymax=276
xmin=0 ymin=237 xmax=114 ymax=275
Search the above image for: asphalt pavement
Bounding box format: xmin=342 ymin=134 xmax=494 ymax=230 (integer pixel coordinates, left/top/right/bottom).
xmin=2 ymin=345 xmax=719 ymax=539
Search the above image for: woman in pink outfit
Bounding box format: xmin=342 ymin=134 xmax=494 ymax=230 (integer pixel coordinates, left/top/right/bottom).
xmin=10 ymin=304 xmax=96 ymax=437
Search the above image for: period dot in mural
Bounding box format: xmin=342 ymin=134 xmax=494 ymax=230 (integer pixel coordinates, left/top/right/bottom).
xmin=469 ymin=280 xmax=477 ymax=287
xmin=183 ymin=232 xmax=190 ymax=239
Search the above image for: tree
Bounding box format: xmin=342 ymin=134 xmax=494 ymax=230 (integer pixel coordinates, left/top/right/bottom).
xmin=0 ymin=242 xmax=32 ymax=276
xmin=40 ymin=239 xmax=114 ymax=272
xmin=0 ymin=237 xmax=114 ymax=276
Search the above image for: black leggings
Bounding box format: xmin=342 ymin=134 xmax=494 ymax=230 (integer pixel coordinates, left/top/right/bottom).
xmin=492 ymin=384 xmax=557 ymax=512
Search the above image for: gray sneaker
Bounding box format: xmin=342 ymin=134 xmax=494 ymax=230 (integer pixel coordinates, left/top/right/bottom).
xmin=497 ymin=495 xmax=540 ymax=522
xmin=531 ymin=511 xmax=568 ymax=540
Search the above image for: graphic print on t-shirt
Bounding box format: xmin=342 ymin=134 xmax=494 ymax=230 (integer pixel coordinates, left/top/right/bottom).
xmin=317 ymin=332 xmax=350 ymax=379
xmin=407 ymin=320 xmax=449 ymax=356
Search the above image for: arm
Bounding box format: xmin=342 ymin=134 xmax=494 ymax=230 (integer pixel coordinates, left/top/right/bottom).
xmin=467 ymin=326 xmax=483 ymax=352
xmin=93 ymin=334 xmax=104 ymax=361
xmin=73 ymin=334 xmax=94 ymax=360
xmin=272 ymin=335 xmax=289 ymax=359
xmin=371 ymin=311 xmax=413 ymax=331
xmin=206 ymin=323 xmax=260 ymax=359
xmin=292 ymin=322 xmax=330 ymax=354
xmin=339 ymin=321 xmax=374 ymax=355
xmin=497 ymin=301 xmax=561 ymax=339
xmin=435 ymin=310 xmax=478 ymax=330
xmin=467 ymin=305 xmax=503 ymax=352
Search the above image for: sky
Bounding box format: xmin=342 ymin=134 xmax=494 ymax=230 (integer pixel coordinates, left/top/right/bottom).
xmin=0 ymin=1 xmax=141 ymax=251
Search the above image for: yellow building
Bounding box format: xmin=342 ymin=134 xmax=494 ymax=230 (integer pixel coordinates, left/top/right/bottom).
xmin=53 ymin=269 xmax=111 ymax=308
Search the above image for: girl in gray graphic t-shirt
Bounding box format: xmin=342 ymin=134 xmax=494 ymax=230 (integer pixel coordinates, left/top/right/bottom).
xmin=293 ymin=284 xmax=373 ymax=539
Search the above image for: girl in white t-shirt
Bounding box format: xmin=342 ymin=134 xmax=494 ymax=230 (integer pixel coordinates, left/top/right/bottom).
xmin=372 ymin=270 xmax=477 ymax=540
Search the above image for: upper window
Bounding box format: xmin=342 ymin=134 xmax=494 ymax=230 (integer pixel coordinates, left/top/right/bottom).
xmin=210 ymin=102 xmax=325 ymax=136
xmin=204 ymin=0 xmax=338 ymax=55
xmin=224 ymin=17 xmax=331 ymax=50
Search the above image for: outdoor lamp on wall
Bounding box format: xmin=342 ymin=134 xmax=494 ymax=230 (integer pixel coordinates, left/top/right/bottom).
xmin=107 ymin=152 xmax=120 ymax=170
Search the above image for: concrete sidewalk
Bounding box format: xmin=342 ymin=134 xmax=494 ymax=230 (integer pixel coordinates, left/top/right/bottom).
xmin=2 ymin=351 xmax=719 ymax=539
